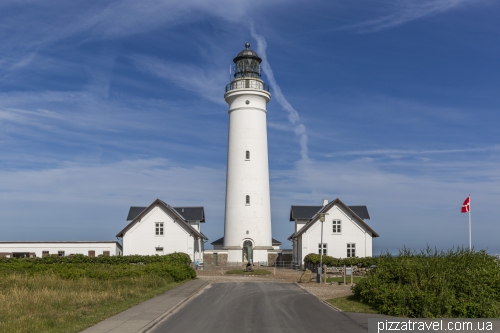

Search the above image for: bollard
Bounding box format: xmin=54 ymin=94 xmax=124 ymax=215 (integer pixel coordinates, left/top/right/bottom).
xmin=323 ymin=264 xmax=327 ymax=284
xmin=351 ymin=265 xmax=353 ymax=285
xmin=343 ymin=265 xmax=346 ymax=285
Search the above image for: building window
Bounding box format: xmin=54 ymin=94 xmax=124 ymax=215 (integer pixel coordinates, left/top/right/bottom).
xmin=318 ymin=243 xmax=327 ymax=255
xmin=347 ymin=243 xmax=356 ymax=258
xmin=58 ymin=251 xmax=65 ymax=257
xmin=245 ymin=195 xmax=250 ymax=205
xmin=155 ymin=223 xmax=164 ymax=236
xmin=103 ymin=251 xmax=110 ymax=256
xmin=42 ymin=251 xmax=49 ymax=257
xmin=245 ymin=150 xmax=250 ymax=160
xmin=332 ymin=220 xmax=341 ymax=233
xmin=88 ymin=250 xmax=95 ymax=257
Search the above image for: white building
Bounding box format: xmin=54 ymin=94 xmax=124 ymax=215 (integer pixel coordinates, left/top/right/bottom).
xmin=220 ymin=43 xmax=274 ymax=264
xmin=288 ymin=198 xmax=379 ymax=267
xmin=0 ymin=241 xmax=122 ymax=258
xmin=116 ymin=199 xmax=207 ymax=263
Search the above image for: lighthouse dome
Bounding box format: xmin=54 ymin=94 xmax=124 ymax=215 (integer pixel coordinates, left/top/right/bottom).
xmin=233 ymin=43 xmax=262 ymax=63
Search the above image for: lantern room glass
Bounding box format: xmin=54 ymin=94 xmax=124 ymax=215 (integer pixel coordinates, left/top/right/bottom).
xmin=234 ymin=58 xmax=261 ymax=79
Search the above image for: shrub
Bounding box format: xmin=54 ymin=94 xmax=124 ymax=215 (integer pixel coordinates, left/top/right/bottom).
xmin=0 ymin=253 xmax=196 ymax=282
xmin=352 ymin=247 xmax=500 ymax=318
xmin=304 ymin=253 xmax=378 ymax=267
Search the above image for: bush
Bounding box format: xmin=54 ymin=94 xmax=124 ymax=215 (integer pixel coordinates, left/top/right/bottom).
xmin=352 ymin=247 xmax=500 ymax=318
xmin=304 ymin=253 xmax=378 ymax=267
xmin=0 ymin=253 xmax=196 ymax=282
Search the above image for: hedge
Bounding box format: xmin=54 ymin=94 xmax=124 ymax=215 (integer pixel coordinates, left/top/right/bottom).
xmin=0 ymin=253 xmax=196 ymax=282
xmin=352 ymin=247 xmax=500 ymax=318
xmin=303 ymin=253 xmax=378 ymax=267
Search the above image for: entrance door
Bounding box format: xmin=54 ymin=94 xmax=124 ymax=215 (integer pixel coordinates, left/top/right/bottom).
xmin=242 ymin=240 xmax=253 ymax=263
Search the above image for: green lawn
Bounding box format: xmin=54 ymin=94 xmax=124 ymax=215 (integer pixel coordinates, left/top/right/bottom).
xmin=0 ymin=272 xmax=182 ymax=333
xmin=327 ymin=295 xmax=378 ymax=313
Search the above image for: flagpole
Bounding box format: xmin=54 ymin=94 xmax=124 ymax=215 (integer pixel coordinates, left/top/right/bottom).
xmin=469 ymin=195 xmax=471 ymax=250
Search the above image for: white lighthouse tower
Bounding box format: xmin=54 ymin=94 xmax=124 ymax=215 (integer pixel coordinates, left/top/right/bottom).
xmin=222 ymin=43 xmax=273 ymax=263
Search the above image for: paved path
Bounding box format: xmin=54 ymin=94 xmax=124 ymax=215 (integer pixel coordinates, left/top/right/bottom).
xmin=149 ymin=282 xmax=388 ymax=333
xmin=80 ymin=279 xmax=208 ymax=333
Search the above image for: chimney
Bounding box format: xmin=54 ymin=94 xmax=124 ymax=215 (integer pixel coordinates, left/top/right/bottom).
xmin=322 ymin=199 xmax=328 ymax=206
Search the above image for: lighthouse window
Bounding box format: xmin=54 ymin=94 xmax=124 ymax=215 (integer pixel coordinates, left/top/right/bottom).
xmin=245 ymin=151 xmax=250 ymax=160
xmin=246 ymin=195 xmax=250 ymax=205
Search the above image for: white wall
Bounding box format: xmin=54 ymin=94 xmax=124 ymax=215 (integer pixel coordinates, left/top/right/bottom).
xmin=223 ymin=85 xmax=273 ymax=249
xmin=299 ymin=204 xmax=374 ymax=265
xmin=0 ymin=242 xmax=121 ymax=258
xmin=122 ymin=204 xmax=201 ymax=261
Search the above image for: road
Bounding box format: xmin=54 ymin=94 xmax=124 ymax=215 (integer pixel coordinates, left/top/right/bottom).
xmin=149 ymin=282 xmax=371 ymax=333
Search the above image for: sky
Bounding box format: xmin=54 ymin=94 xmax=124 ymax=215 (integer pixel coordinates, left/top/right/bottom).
xmin=1 ymin=0 xmax=499 ymax=255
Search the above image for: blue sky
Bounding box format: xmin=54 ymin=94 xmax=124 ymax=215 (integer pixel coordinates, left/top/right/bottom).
xmin=1 ymin=0 xmax=499 ymax=255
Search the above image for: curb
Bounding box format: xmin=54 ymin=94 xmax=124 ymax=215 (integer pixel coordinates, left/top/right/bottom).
xmin=143 ymin=280 xmax=210 ymax=333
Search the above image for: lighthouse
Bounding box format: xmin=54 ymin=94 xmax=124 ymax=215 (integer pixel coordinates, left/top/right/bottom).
xmin=222 ymin=43 xmax=273 ymax=263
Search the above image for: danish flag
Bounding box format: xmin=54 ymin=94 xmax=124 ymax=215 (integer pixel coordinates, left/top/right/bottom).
xmin=461 ymin=196 xmax=470 ymax=213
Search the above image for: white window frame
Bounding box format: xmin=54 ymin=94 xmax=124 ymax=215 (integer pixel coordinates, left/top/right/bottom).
xmin=155 ymin=222 xmax=164 ymax=236
xmin=332 ymin=220 xmax=341 ymax=234
xmin=58 ymin=251 xmax=65 ymax=257
xmin=347 ymin=243 xmax=356 ymax=258
xmin=245 ymin=150 xmax=250 ymax=161
xmin=318 ymin=243 xmax=327 ymax=255
xmin=245 ymin=195 xmax=250 ymax=205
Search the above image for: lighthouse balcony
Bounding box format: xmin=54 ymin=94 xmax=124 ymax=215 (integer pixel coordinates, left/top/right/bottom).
xmin=225 ymin=79 xmax=270 ymax=92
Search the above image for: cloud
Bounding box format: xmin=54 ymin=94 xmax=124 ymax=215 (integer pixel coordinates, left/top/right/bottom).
xmin=325 ymin=146 xmax=500 ymax=158
xmin=132 ymin=55 xmax=227 ymax=105
xmin=339 ymin=0 xmax=474 ymax=33
xmin=0 ymin=0 xmax=291 ymax=59
xmin=269 ymin=152 xmax=500 ymax=253
xmin=250 ymin=27 xmax=310 ymax=162
xmin=0 ymin=158 xmax=227 ymax=242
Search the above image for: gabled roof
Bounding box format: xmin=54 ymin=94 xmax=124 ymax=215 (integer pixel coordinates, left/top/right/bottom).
xmin=290 ymin=204 xmax=370 ymax=221
xmin=288 ymin=198 xmax=379 ymax=240
xmin=117 ymin=199 xmax=208 ymax=240
xmin=127 ymin=207 xmax=147 ymax=221
xmin=211 ymin=237 xmax=282 ymax=246
xmin=348 ymin=206 xmax=370 ymax=220
xmin=289 ymin=206 xmax=323 ymax=220
xmin=172 ymin=207 xmax=205 ymax=222
xmin=126 ymin=206 xmax=205 ymax=222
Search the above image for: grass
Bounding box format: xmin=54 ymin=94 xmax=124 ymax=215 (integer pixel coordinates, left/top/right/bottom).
xmin=327 ymin=295 xmax=378 ymax=313
xmin=326 ymin=276 xmax=364 ymax=284
xmin=226 ymin=269 xmax=272 ymax=275
xmin=0 ymin=272 xmax=182 ymax=333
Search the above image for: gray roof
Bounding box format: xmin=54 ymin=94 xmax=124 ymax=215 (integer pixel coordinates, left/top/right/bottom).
xmin=211 ymin=237 xmax=282 ymax=246
xmin=172 ymin=207 xmax=205 ymax=222
xmin=290 ymin=205 xmax=370 ymax=221
xmin=348 ymin=206 xmax=370 ymax=220
xmin=127 ymin=206 xmax=205 ymax=222
xmin=127 ymin=207 xmax=147 ymax=221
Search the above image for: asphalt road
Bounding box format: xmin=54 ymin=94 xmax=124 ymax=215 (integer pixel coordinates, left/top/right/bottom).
xmin=149 ymin=282 xmax=369 ymax=333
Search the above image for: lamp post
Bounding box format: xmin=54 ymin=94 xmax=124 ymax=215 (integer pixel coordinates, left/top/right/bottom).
xmin=318 ymin=213 xmax=325 ymax=283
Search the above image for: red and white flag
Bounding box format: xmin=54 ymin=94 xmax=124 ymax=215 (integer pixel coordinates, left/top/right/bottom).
xmin=461 ymin=196 xmax=470 ymax=213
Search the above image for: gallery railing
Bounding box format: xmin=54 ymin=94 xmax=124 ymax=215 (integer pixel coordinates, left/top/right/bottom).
xmin=225 ymin=79 xmax=270 ymax=92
